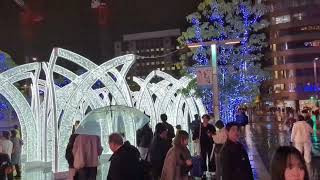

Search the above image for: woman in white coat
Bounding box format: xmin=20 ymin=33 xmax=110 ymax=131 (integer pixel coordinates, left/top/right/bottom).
xmin=290 ymin=115 xmax=313 ymax=164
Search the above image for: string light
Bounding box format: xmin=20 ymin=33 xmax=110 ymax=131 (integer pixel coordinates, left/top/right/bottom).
xmin=180 ymin=0 xmax=269 ymax=123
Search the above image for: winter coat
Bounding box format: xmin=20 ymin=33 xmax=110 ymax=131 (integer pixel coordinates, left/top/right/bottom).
xmin=107 ymin=141 xmax=141 ymax=180
xmin=291 ymin=121 xmax=313 ymax=143
xmin=149 ymin=135 xmax=171 ymax=177
xmin=136 ymin=126 xmax=153 ymax=148
xmin=72 ymin=134 xmax=103 ymax=169
xmin=65 ymin=134 xmax=78 ymax=168
xmin=160 ymin=145 xmax=192 ymax=180
xmin=235 ymin=112 xmax=249 ymax=126
xmin=221 ymin=139 xmax=254 ymax=180
xmin=163 ymin=122 xmax=175 ymax=143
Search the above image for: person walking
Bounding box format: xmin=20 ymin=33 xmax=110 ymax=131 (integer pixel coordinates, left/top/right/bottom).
xmin=72 ymin=134 xmax=103 ymax=180
xmin=271 ymin=146 xmax=309 ymax=180
xmin=10 ymin=130 xmax=22 ymax=178
xmin=160 ymin=114 xmax=175 ymax=144
xmin=221 ymin=122 xmax=253 ymax=180
xmin=150 ymin=123 xmax=171 ymax=180
xmin=0 ymin=131 xmax=13 ymax=180
xmin=161 ymin=130 xmax=192 ymax=180
xmin=0 ymin=151 xmax=12 ymax=180
xmin=136 ymin=122 xmax=153 ymax=160
xmin=192 ymin=114 xmax=216 ymax=178
xmin=291 ymin=115 xmax=313 ymax=173
xmin=65 ymin=133 xmax=79 ymax=180
xmin=211 ymin=120 xmax=227 ymax=180
xmin=107 ymin=133 xmax=141 ymax=180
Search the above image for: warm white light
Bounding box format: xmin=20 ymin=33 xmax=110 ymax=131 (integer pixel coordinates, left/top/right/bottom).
xmin=0 ymin=48 xmax=206 ymax=172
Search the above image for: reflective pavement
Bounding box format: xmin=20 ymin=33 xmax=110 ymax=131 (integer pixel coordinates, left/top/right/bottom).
xmin=248 ymin=119 xmax=320 ymax=180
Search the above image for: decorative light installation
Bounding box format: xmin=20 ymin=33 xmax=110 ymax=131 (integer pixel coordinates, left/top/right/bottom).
xmin=0 ymin=48 xmax=206 ymax=172
xmin=178 ymin=0 xmax=269 ymax=123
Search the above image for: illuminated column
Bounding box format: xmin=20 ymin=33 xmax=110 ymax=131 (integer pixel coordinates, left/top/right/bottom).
xmin=211 ymin=44 xmax=220 ymax=121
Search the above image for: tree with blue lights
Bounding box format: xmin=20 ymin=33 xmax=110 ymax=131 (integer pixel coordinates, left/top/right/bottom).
xmin=178 ymin=0 xmax=269 ymax=123
xmin=0 ymin=51 xmax=17 ymax=120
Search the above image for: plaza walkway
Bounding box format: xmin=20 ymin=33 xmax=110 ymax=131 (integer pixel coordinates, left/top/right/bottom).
xmin=248 ymin=119 xmax=320 ymax=180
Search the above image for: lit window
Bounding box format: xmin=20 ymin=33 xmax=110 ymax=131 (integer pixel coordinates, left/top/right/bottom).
xmin=272 ymin=44 xmax=277 ymax=51
xmin=151 ymin=49 xmax=154 ymax=52
xmin=274 ymin=84 xmax=285 ymax=93
xmin=161 ymin=61 xmax=165 ymax=64
xmin=288 ymin=70 xmax=294 ymax=78
xmin=146 ymin=62 xmax=150 ymax=65
xmin=171 ymin=67 xmax=176 ymax=70
xmin=273 ymin=57 xmax=277 ymax=65
xmin=156 ymin=61 xmax=160 ymax=65
xmin=161 ymin=48 xmax=164 ymax=51
xmin=166 ymin=67 xmax=171 ymax=70
xmin=275 ymin=15 xmax=290 ymax=24
xmin=156 ymin=48 xmax=159 ymax=51
xmin=274 ymin=71 xmax=278 ymax=79
xmin=151 ymin=62 xmax=155 ymax=65
xmin=293 ymin=13 xmax=303 ymax=21
xmin=289 ymin=83 xmax=296 ymax=92
xmin=176 ymin=46 xmax=180 ymax=49
xmin=161 ymin=68 xmax=165 ymax=71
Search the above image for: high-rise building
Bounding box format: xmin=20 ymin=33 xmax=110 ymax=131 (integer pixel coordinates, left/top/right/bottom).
xmin=114 ymin=29 xmax=184 ymax=84
xmin=262 ymin=0 xmax=320 ymax=110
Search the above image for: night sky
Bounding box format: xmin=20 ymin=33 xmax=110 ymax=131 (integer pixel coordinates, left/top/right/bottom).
xmin=0 ymin=0 xmax=198 ymax=64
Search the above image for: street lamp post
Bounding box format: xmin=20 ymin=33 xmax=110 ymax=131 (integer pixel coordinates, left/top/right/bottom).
xmin=188 ymin=39 xmax=240 ymax=121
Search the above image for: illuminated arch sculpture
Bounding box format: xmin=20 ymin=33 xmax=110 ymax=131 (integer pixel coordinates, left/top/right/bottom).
xmin=0 ymin=48 xmax=206 ymax=172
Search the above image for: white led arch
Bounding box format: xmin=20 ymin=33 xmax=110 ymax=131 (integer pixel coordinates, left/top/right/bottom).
xmin=0 ymin=48 xmax=206 ymax=172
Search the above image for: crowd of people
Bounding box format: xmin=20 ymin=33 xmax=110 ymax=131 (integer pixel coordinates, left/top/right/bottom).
xmin=0 ymin=110 xmax=317 ymax=180
xmin=0 ymin=125 xmax=23 ymax=180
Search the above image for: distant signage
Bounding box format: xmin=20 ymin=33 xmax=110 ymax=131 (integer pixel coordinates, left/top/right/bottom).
xmin=296 ymin=85 xmax=320 ymax=93
xmin=196 ymin=66 xmax=212 ymax=87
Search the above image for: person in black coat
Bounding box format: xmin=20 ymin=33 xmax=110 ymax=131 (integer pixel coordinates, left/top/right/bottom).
xmin=107 ymin=133 xmax=141 ymax=180
xmin=136 ymin=122 xmax=153 ymax=159
xmin=192 ymin=114 xmax=216 ymax=176
xmin=0 ymin=153 xmax=12 ymax=180
xmin=221 ymin=122 xmax=253 ymax=180
xmin=149 ymin=123 xmax=172 ymax=180
xmin=160 ymin=114 xmax=175 ymax=144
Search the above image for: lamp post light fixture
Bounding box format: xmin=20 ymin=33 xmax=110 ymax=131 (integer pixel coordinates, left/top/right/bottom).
xmin=188 ymin=39 xmax=240 ymax=121
xmin=314 ymin=57 xmax=319 ymax=99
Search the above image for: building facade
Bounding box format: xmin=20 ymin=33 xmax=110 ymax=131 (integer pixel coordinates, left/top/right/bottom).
xmin=114 ymin=29 xmax=183 ymax=86
xmin=262 ymin=0 xmax=320 ymax=110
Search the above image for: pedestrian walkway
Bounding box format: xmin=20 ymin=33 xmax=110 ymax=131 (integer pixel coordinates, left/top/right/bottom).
xmin=249 ymin=120 xmax=320 ymax=180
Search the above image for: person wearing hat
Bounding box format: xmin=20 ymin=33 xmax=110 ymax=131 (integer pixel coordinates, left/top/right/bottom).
xmin=149 ymin=123 xmax=172 ymax=180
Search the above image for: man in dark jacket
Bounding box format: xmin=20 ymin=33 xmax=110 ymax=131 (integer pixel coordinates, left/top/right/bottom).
xmin=149 ymin=123 xmax=171 ymax=180
xmin=192 ymin=114 xmax=216 ymax=177
xmin=107 ymin=133 xmax=141 ymax=180
xmin=136 ymin=122 xmax=153 ymax=160
xmin=160 ymin=114 xmax=175 ymax=144
xmin=221 ymin=122 xmax=253 ymax=180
